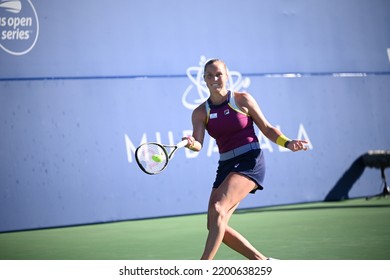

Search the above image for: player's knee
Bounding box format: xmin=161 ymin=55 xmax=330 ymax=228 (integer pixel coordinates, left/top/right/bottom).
xmin=208 ymin=202 xmax=228 ymax=223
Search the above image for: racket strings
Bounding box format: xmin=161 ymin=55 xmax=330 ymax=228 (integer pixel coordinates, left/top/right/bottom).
xmin=136 ymin=144 xmax=168 ymax=174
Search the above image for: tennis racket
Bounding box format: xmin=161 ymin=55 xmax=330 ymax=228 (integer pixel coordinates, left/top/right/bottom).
xmin=135 ymin=139 xmax=188 ymax=175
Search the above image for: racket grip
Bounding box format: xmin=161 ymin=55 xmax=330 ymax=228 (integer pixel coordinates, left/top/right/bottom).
xmin=177 ymin=139 xmax=189 ymax=149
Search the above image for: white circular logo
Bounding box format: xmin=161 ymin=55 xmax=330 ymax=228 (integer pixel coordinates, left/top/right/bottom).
xmin=0 ymin=0 xmax=39 ymax=55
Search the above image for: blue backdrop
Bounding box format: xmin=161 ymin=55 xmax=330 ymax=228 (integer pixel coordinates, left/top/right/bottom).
xmin=1 ymin=0 xmax=389 ymax=232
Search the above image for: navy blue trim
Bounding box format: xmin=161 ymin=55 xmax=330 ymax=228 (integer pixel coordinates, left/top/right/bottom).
xmin=207 ymin=90 xmax=231 ymax=108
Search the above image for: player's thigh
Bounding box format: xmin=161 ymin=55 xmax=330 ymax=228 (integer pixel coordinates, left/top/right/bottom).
xmin=209 ymin=172 xmax=256 ymax=211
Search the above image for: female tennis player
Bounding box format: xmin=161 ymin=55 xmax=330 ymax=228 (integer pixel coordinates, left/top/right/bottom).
xmin=183 ymin=58 xmax=308 ymax=260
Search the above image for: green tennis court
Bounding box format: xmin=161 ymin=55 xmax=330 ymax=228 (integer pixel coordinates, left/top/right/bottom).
xmin=1 ymin=198 xmax=389 ymax=260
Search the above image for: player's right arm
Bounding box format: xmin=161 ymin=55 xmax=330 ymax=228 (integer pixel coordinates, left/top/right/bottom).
xmin=185 ymin=102 xmax=207 ymax=152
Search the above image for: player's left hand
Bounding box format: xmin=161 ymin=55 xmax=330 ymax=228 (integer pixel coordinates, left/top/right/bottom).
xmin=287 ymin=140 xmax=309 ymax=152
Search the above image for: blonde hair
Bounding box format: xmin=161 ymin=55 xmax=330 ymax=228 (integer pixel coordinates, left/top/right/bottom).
xmin=203 ymin=58 xmax=227 ymax=74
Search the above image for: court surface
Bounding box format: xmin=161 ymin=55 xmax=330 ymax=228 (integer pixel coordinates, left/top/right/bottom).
xmin=1 ymin=198 xmax=389 ymax=260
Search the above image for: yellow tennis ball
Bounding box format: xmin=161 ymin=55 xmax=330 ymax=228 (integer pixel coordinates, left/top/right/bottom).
xmin=152 ymin=154 xmax=163 ymax=162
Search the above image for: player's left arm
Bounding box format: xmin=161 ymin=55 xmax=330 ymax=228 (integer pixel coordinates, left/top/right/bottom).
xmin=235 ymin=92 xmax=308 ymax=151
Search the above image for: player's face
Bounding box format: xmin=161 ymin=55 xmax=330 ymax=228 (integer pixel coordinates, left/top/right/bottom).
xmin=204 ymin=62 xmax=228 ymax=94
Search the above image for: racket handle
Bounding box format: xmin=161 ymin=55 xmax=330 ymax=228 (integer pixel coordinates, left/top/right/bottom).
xmin=177 ymin=139 xmax=189 ymax=149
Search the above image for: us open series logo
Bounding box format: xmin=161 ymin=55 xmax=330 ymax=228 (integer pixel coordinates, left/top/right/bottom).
xmin=0 ymin=0 xmax=39 ymax=55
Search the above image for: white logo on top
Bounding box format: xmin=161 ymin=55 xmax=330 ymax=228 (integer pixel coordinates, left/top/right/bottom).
xmin=0 ymin=0 xmax=39 ymax=55
xmin=182 ymin=56 xmax=251 ymax=110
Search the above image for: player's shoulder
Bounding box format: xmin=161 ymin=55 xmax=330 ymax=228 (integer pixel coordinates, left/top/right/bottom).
xmin=233 ymin=91 xmax=256 ymax=104
xmin=192 ymin=100 xmax=208 ymax=118
xmin=194 ymin=100 xmax=207 ymax=111
xmin=233 ymin=91 xmax=252 ymax=98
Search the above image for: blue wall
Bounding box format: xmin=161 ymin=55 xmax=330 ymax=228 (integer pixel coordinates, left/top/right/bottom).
xmin=1 ymin=0 xmax=389 ymax=232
